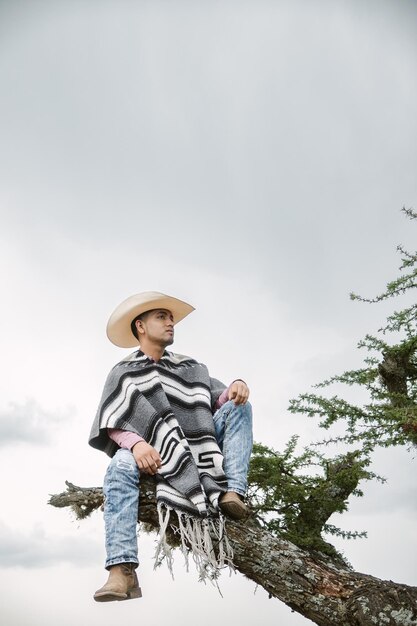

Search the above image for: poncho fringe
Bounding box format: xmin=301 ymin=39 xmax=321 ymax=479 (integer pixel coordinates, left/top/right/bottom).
xmin=154 ymin=503 xmax=234 ymax=582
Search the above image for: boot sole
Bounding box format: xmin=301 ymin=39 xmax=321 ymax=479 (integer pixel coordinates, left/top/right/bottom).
xmin=219 ymin=500 xmax=248 ymax=520
xmin=94 ymin=587 xmax=142 ymax=602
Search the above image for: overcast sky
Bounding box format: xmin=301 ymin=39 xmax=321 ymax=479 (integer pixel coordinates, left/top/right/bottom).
xmin=0 ymin=1 xmax=416 ymax=625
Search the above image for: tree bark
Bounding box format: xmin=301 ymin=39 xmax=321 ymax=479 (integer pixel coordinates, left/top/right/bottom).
xmin=49 ymin=481 xmax=417 ymax=626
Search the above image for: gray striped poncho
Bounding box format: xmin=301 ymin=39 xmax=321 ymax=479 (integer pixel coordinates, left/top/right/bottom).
xmin=89 ymin=349 xmax=233 ymax=577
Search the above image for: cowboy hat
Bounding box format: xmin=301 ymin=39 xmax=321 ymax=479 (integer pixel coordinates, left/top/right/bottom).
xmin=106 ymin=291 xmax=195 ymax=348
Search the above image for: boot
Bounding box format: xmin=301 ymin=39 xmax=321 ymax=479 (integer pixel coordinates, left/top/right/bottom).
xmin=219 ymin=491 xmax=249 ymax=520
xmin=93 ymin=563 xmax=142 ymax=602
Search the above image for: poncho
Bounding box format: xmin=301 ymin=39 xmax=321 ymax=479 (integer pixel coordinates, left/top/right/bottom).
xmin=89 ymin=349 xmax=234 ymax=578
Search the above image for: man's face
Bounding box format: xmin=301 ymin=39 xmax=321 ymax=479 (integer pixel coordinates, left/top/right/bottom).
xmin=138 ymin=309 xmax=175 ymax=347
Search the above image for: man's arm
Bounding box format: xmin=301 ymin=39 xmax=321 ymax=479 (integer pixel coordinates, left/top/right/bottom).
xmin=214 ymin=380 xmax=250 ymax=409
xmin=227 ymin=379 xmax=250 ymax=405
xmin=108 ymin=428 xmax=144 ymax=449
xmin=108 ymin=429 xmax=161 ymax=476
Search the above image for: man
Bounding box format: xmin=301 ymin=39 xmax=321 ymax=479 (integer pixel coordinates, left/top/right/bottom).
xmin=89 ymin=291 xmax=253 ymax=602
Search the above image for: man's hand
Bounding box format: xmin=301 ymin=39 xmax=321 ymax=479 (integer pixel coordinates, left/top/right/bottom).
xmin=132 ymin=441 xmax=162 ymax=475
xmin=228 ymin=380 xmax=250 ymax=405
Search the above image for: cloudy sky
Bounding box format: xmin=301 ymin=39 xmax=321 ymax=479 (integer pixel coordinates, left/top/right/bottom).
xmin=0 ymin=1 xmax=416 ymax=624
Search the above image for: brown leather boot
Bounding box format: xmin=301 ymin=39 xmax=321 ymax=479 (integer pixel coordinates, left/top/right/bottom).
xmin=93 ymin=563 xmax=142 ymax=602
xmin=219 ymin=491 xmax=249 ymax=520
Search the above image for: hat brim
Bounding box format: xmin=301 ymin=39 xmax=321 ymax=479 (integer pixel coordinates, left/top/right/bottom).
xmin=106 ymin=291 xmax=195 ymax=348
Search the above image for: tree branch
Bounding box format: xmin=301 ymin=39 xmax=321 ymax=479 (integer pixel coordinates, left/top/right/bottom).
xmin=49 ymin=482 xmax=417 ymax=626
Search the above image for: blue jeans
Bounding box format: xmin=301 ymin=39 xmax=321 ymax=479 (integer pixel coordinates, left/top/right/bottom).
xmin=102 ymin=400 xmax=253 ymax=569
xmin=103 ymin=449 xmax=140 ymax=569
xmin=213 ymin=400 xmax=253 ymax=497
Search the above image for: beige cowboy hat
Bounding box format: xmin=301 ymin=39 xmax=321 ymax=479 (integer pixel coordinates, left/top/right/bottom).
xmin=106 ymin=291 xmax=195 ymax=348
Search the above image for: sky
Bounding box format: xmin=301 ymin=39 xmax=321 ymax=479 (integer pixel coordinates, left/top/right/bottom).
xmin=0 ymin=1 xmax=416 ymax=624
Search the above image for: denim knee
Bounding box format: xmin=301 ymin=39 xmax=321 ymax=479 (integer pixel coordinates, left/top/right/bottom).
xmin=240 ymin=400 xmax=252 ymax=418
xmin=220 ymin=400 xmax=252 ymax=420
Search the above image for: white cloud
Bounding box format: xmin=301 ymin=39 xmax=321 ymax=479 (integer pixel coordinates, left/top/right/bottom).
xmin=0 ymin=521 xmax=101 ymax=568
xmin=0 ymin=400 xmax=74 ymax=448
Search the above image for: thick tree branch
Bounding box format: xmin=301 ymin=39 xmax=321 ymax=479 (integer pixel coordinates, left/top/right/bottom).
xmin=49 ymin=482 xmax=417 ymax=626
xmin=378 ymin=344 xmax=417 ymax=402
xmin=286 ymin=453 xmax=364 ymax=555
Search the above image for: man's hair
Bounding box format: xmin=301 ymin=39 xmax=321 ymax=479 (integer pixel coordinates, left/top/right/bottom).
xmin=130 ymin=310 xmax=152 ymax=340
